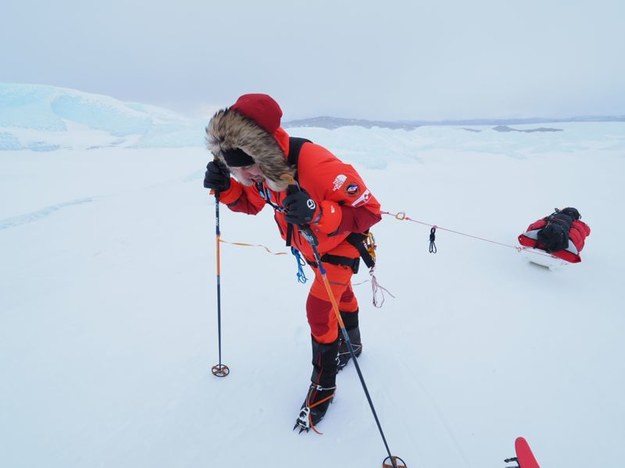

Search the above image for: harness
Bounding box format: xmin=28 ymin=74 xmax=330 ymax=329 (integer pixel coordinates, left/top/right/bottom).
xmin=278 ymin=137 xmax=376 ymax=274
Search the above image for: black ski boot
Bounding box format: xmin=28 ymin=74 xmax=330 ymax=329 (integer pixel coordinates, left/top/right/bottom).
xmin=294 ymin=337 xmax=339 ymax=433
xmin=337 ymin=309 xmax=362 ymax=371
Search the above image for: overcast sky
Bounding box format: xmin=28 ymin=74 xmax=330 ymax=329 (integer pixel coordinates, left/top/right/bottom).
xmin=2 ymin=0 xmax=624 ymax=121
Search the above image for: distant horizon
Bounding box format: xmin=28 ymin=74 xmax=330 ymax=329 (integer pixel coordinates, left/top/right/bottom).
xmin=2 ymin=82 xmax=624 ymax=132
xmin=2 ymin=81 xmax=625 ymax=152
xmin=283 ymin=114 xmax=625 ymax=130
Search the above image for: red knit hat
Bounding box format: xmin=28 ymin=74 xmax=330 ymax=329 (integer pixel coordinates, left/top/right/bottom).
xmin=230 ymin=93 xmax=283 ymax=134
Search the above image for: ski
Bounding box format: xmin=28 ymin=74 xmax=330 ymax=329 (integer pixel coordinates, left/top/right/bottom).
xmin=505 ymin=436 xmax=540 ymax=468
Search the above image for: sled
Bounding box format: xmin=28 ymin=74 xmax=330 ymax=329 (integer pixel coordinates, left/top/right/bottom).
xmin=521 ymin=248 xmax=570 ymax=270
xmin=518 ymin=207 xmax=591 ymax=265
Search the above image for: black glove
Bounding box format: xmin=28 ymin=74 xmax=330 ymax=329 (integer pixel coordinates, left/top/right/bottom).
xmin=203 ymin=160 xmax=231 ymax=191
xmin=283 ymin=190 xmax=319 ymax=225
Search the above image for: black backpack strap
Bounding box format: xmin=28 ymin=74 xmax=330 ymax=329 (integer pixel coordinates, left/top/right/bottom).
xmin=346 ymin=232 xmax=376 ymax=269
xmin=287 ymin=137 xmax=311 ymax=181
xmin=307 ymin=254 xmax=360 ymax=274
xmin=285 ymin=137 xmax=312 ymax=247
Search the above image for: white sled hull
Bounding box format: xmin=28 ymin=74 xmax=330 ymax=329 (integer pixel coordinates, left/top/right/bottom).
xmin=521 ymin=248 xmax=570 ymax=270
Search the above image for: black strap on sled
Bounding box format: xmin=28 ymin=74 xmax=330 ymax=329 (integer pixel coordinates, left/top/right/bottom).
xmin=538 ymin=208 xmax=574 ymax=253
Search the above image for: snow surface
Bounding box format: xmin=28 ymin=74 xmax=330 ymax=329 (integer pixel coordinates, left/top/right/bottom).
xmin=1 ymin=85 xmax=624 ymax=468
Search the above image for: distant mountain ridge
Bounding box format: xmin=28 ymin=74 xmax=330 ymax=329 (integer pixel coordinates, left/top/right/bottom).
xmin=284 ymin=115 xmax=625 ymax=130
xmin=1 ymin=83 xmax=624 ymax=151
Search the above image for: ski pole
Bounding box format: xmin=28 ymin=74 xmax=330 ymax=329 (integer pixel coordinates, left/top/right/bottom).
xmin=211 ymin=191 xmax=229 ymax=377
xmin=298 ymin=225 xmax=406 ymax=468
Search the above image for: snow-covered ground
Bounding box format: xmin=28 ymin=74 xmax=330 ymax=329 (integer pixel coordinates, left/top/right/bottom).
xmin=1 ymin=85 xmax=624 ymax=468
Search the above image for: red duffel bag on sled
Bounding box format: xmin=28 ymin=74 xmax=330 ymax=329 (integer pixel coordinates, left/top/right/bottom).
xmin=518 ymin=207 xmax=591 ymax=264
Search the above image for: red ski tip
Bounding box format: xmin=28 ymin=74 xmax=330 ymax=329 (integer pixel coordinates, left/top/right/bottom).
xmin=515 ymin=437 xmax=540 ymax=468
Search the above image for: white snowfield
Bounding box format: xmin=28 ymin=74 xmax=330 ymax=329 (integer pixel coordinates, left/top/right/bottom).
xmin=1 ymin=84 xmax=624 ymax=468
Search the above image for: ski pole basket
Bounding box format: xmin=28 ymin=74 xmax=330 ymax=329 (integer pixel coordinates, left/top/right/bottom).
xmin=383 ymin=455 xmax=407 ymax=468
xmin=211 ymin=363 xmax=230 ymax=377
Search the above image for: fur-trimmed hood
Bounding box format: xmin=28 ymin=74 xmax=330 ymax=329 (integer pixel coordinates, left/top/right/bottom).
xmin=205 ymin=107 xmax=294 ymax=187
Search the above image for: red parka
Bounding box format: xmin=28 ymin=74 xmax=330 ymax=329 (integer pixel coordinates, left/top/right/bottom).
xmin=217 ymin=128 xmax=381 ymax=262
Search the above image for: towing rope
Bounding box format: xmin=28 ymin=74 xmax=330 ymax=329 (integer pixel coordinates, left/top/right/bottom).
xmin=381 ymin=210 xmax=556 ymax=259
xmin=220 ymin=209 xmax=557 ymax=261
xmin=382 ymin=210 xmax=523 ymax=251
xmin=217 ymin=208 xmax=560 ymax=305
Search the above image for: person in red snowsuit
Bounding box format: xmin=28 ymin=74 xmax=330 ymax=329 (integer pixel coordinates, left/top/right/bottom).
xmin=203 ymin=94 xmax=381 ymax=432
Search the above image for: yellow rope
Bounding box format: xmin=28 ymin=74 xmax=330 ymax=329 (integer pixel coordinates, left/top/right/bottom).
xmin=219 ymin=235 xmax=393 ymax=305
xmin=219 ymin=238 xmax=288 ymax=256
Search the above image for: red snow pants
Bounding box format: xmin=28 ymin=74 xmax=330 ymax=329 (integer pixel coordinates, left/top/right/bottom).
xmin=306 ymin=262 xmax=359 ymax=344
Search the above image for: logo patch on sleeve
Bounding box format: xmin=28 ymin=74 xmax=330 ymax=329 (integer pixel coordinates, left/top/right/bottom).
xmin=350 ymin=189 xmax=371 ymax=207
xmin=332 ymin=175 xmax=347 ymax=191
xmin=346 ymin=184 xmax=360 ymax=196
